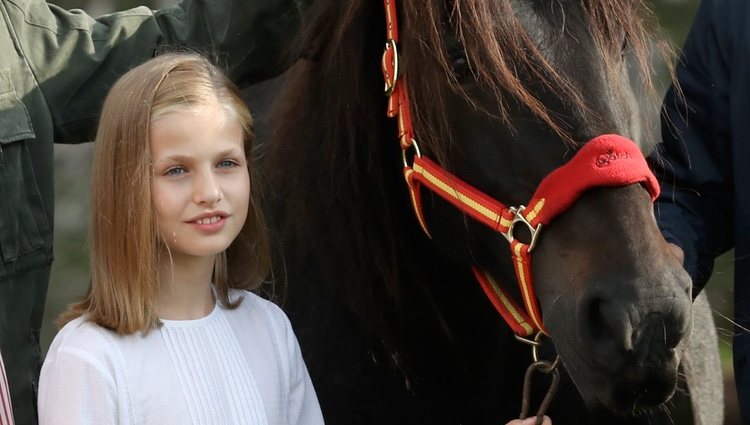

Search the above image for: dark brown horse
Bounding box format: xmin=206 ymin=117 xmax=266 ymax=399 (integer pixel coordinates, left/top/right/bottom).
xmin=261 ymin=0 xmax=722 ymax=423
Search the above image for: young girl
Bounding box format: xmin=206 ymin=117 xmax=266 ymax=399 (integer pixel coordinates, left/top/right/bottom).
xmin=37 ymin=53 xmax=324 ymax=425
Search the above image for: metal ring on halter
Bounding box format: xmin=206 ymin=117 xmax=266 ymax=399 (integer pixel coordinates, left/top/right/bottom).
xmin=531 ymin=332 xmax=560 ymax=372
xmin=383 ymin=39 xmax=399 ymax=96
xmin=502 ymin=205 xmax=543 ymax=252
xmin=514 ymin=334 xmax=541 ymax=347
xmin=515 ymin=332 xmax=561 ymax=373
xmin=401 ymin=139 xmax=422 ymax=168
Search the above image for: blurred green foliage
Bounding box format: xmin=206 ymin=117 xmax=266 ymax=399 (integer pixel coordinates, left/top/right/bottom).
xmin=650 ymin=0 xmax=701 ymax=44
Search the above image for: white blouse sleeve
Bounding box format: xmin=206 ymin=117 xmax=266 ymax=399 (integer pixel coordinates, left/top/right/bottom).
xmin=282 ymin=316 xmax=325 ymax=425
xmin=38 ymin=346 xmax=118 ymax=425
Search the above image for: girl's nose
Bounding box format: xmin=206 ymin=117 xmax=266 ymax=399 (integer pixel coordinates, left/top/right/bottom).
xmin=193 ymin=172 xmax=223 ymax=205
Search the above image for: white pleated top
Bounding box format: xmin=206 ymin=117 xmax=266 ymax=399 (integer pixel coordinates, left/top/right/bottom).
xmin=38 ymin=290 xmax=323 ymax=425
xmin=0 ymin=350 xmax=13 ymax=425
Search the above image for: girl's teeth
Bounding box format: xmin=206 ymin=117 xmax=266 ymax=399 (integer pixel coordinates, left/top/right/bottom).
xmin=197 ymin=216 xmax=220 ymax=224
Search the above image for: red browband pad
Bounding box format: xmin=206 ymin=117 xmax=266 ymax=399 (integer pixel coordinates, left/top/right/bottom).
xmin=528 ymin=134 xmax=660 ymax=227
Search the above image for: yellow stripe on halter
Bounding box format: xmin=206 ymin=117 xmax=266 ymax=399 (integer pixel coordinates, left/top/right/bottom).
xmin=499 ymin=216 xmax=513 ymax=230
xmin=513 ymin=243 xmax=545 ymax=332
xmin=524 ymin=199 xmax=545 ymax=223
xmin=484 ymin=272 xmax=534 ymax=336
xmin=413 ymin=162 xmax=500 ymax=223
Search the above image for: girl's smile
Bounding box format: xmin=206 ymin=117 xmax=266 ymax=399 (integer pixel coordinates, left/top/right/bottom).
xmin=187 ymin=211 xmax=229 ymax=232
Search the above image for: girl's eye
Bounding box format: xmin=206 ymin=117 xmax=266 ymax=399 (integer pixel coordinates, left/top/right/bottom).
xmin=165 ymin=166 xmax=186 ymax=177
xmin=218 ymin=159 xmax=239 ymax=168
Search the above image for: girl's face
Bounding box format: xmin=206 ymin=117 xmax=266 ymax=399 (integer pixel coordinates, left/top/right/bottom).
xmin=150 ymin=101 xmax=250 ymax=260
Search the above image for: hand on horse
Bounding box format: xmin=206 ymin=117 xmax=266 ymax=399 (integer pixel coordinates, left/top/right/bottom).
xmin=506 ymin=416 xmax=552 ymax=425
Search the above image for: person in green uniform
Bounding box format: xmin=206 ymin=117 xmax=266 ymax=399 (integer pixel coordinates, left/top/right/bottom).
xmin=0 ymin=1 xmax=303 ymax=423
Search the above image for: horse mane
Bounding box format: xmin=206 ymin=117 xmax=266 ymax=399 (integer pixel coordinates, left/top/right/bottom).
xmin=262 ymin=0 xmax=667 ymax=367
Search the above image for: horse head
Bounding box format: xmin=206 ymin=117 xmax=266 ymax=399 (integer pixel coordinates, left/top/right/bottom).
xmin=398 ymin=0 xmax=692 ymax=412
xmin=264 ymin=0 xmax=701 ymax=422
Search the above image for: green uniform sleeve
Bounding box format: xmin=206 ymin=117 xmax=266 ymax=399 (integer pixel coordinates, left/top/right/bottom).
xmin=4 ymin=0 xmax=303 ymax=143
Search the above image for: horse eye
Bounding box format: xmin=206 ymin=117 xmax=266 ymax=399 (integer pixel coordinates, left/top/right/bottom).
xmin=452 ymin=56 xmax=471 ymax=80
xmin=620 ymin=36 xmax=629 ymax=60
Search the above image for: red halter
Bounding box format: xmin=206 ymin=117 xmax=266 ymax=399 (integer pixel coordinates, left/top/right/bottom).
xmin=381 ymin=0 xmax=659 ymax=336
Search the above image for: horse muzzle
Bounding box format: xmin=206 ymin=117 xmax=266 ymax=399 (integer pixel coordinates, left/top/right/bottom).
xmin=569 ymin=270 xmax=693 ymax=412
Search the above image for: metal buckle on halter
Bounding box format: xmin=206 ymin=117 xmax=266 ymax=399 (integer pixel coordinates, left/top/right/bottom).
xmin=383 ymin=39 xmax=399 ymax=96
xmin=503 ymin=206 xmax=543 ymax=252
xmin=401 ymin=139 xmax=421 ymax=168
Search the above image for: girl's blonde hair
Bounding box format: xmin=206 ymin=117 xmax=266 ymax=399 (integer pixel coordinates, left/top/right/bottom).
xmin=60 ymin=53 xmax=270 ymax=334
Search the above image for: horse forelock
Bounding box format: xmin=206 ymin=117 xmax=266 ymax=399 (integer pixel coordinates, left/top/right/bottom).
xmin=401 ymin=0 xmax=668 ymax=151
xmin=275 ymin=0 xmax=664 ymax=169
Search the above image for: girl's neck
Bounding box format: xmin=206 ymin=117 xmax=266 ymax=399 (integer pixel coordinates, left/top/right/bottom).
xmin=157 ymin=251 xmax=216 ymax=320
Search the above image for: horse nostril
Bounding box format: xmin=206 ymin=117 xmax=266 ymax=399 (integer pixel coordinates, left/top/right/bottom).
xmin=635 ymin=310 xmax=688 ymax=352
xmin=585 ymin=297 xmax=634 ymax=352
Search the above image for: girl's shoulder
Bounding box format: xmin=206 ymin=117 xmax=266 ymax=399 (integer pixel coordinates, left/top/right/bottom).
xmin=228 ymin=288 xmax=285 ymax=314
xmin=226 ymin=289 xmax=294 ymax=332
xmin=50 ymin=316 xmax=118 ymax=352
xmin=43 ymin=316 xmax=126 ymax=376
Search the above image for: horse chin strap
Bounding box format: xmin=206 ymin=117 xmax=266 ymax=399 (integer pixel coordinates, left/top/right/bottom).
xmin=381 ymin=0 xmax=660 ymax=338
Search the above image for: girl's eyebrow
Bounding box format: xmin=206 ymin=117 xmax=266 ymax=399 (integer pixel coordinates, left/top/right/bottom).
xmin=153 ymin=147 xmax=244 ymax=164
xmin=215 ymin=147 xmax=244 ymax=157
xmin=152 ymin=153 xmax=194 ymax=164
